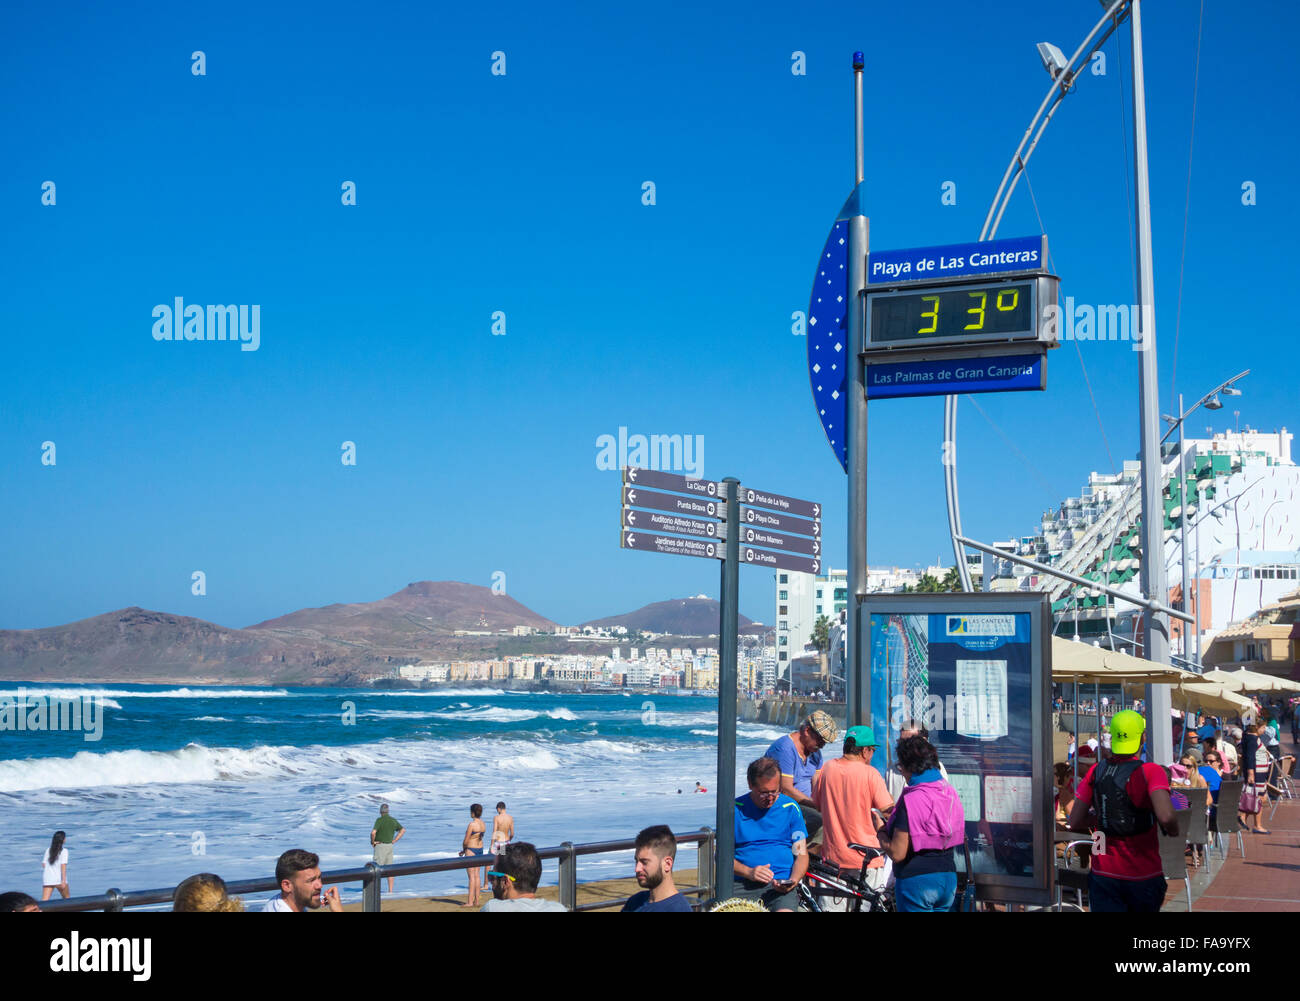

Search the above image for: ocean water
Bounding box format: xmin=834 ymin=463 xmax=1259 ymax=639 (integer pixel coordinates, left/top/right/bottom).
xmin=0 ymin=684 xmax=788 ymax=906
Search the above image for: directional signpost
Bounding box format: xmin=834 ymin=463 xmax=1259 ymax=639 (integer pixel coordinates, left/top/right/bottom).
xmin=741 ymin=506 xmax=820 ymax=538
xmin=621 ymin=507 xmax=719 ymax=540
xmin=617 ymin=466 xmax=820 ymax=899
xmin=739 ymin=525 xmax=820 ymax=556
xmin=624 ymin=466 xmax=720 ymax=497
xmin=741 ymin=547 xmax=820 ymax=574
xmin=622 ymin=485 xmax=722 ymax=520
xmin=621 ymin=531 xmax=720 ymax=561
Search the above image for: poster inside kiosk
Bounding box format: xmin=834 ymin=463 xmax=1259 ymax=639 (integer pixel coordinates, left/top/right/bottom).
xmin=865 ymin=593 xmax=1051 ymax=905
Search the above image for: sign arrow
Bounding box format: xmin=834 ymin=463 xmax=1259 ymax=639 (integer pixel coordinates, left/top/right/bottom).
xmin=623 ymin=486 xmax=721 ymax=520
xmin=740 ymin=486 xmax=820 ymax=520
xmin=622 ymin=530 xmax=721 ymax=562
xmin=738 ymin=546 xmax=821 ymax=574
xmin=621 ymin=467 xmax=718 ymax=498
xmin=622 ymin=507 xmax=719 ymax=541
xmin=741 ymin=507 xmax=820 ymax=538
xmin=741 ymin=525 xmax=820 ymax=556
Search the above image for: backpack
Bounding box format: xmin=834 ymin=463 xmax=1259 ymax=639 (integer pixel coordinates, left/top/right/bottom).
xmin=1093 ymin=759 xmax=1153 ymax=837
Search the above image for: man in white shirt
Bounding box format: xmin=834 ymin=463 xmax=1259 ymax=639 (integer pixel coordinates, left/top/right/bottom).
xmin=262 ymin=849 xmax=343 ymax=912
xmin=481 ymin=843 xmax=567 ymax=912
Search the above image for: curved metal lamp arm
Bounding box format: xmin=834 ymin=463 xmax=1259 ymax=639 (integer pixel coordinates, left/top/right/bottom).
xmin=949 ymin=0 xmax=1138 ymax=593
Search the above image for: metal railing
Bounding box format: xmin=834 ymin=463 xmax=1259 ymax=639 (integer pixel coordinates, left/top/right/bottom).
xmin=36 ymin=828 xmax=716 ymax=914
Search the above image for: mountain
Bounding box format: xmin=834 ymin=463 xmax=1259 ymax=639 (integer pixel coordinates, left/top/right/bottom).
xmin=582 ymin=596 xmax=756 ymax=637
xmin=0 ymin=582 xmax=562 ymax=685
xmin=0 ymin=606 xmax=350 ymax=686
xmin=248 ymin=580 xmax=557 ymax=639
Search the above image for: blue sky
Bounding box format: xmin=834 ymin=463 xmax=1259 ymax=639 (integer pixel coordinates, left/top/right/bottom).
xmin=2 ymin=0 xmax=1296 ymax=631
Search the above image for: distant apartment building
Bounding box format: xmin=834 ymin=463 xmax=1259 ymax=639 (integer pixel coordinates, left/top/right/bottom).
xmin=397 ymin=662 xmax=450 ymax=682
xmin=985 ymin=426 xmax=1299 ymax=662
xmin=624 ymin=658 xmax=655 ymax=687
xmin=775 ymin=567 xmax=931 ymax=678
xmin=1202 ymin=587 xmax=1300 ymax=679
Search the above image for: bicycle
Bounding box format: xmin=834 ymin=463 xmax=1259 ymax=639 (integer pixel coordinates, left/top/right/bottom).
xmin=797 ymin=842 xmax=894 ymax=913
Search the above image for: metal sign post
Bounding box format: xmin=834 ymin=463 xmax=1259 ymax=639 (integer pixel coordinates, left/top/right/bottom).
xmin=846 ymin=52 xmax=870 ymax=730
xmin=715 ymin=477 xmax=740 ymax=900
xmin=617 ymin=469 xmax=820 ymax=902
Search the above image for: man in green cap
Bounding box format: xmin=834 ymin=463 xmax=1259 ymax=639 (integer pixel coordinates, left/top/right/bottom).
xmin=812 ymin=725 xmax=894 ymax=889
xmin=1067 ymin=709 xmax=1179 ymax=912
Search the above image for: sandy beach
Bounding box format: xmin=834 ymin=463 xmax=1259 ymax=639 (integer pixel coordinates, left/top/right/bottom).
xmin=341 ymin=868 xmax=702 ymax=913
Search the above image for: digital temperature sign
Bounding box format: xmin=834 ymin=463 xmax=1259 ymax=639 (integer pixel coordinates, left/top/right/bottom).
xmin=863 ymin=274 xmax=1058 ymax=356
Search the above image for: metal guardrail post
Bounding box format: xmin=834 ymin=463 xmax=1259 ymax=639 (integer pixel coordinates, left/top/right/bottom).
xmin=698 ymin=827 xmax=714 ymax=900
xmin=105 ymin=888 xmax=124 ymax=912
xmin=559 ymin=841 xmax=577 ymax=911
xmin=363 ymin=862 xmax=382 ymax=913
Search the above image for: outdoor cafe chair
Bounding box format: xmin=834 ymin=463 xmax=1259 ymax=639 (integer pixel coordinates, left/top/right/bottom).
xmin=1157 ymin=808 xmax=1193 ymax=912
xmin=1210 ymin=780 xmax=1246 ymax=860
xmin=1055 ymin=839 xmax=1092 ymax=912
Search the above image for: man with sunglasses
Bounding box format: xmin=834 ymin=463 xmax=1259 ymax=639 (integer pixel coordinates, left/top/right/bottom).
xmin=480 ymin=843 xmax=567 ymax=912
xmin=764 ymin=710 xmax=837 ymax=841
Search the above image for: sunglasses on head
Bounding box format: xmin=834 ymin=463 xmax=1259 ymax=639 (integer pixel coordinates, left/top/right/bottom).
xmin=487 ymin=870 xmax=515 ymax=883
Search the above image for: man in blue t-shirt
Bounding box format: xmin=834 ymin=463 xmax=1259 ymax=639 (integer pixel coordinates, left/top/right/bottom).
xmin=622 ymin=825 xmax=694 ymax=912
xmin=732 ymin=756 xmax=809 ymax=911
xmin=764 ymin=710 xmax=837 ymax=842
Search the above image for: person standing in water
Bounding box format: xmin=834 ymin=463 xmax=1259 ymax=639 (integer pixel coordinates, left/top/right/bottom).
xmin=487 ymin=802 xmax=514 ymax=890
xmin=461 ymin=804 xmax=487 ymax=907
xmin=41 ymin=831 xmax=69 ymax=901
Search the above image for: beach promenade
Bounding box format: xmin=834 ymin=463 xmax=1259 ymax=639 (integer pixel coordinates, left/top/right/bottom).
xmin=1159 ymin=733 xmax=1300 ymax=913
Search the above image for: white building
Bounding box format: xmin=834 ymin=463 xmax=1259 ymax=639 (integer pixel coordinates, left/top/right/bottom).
xmin=774 ymin=566 xmax=939 ymax=678
xmin=993 ymin=425 xmax=1299 ymax=662
xmin=761 ymin=646 xmax=777 ymax=691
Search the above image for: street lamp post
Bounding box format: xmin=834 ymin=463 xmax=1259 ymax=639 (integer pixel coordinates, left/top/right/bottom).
xmin=1161 ymin=371 xmax=1248 ymax=669
xmin=1129 ymin=0 xmax=1177 ymax=765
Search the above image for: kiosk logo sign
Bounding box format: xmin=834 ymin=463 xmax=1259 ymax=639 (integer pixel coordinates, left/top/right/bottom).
xmin=945 ymin=615 xmax=1014 ymax=637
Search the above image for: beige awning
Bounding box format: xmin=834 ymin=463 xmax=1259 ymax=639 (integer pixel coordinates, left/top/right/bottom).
xmin=1168 ymin=682 xmax=1253 ymax=715
xmin=1199 ymin=668 xmax=1300 ymax=694
xmin=1051 ymin=637 xmax=1195 ymax=684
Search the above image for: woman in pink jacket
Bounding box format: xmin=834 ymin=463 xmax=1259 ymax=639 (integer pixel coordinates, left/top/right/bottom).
xmin=878 ymin=736 xmax=966 ymax=912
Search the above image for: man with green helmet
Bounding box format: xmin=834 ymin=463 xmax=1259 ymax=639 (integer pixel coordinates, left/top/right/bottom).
xmin=1067 ymin=709 xmax=1179 ymax=912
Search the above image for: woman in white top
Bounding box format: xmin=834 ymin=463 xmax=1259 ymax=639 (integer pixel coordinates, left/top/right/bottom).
xmin=41 ymin=831 xmax=69 ymax=900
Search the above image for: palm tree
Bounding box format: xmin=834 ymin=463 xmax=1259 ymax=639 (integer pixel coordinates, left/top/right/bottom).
xmin=810 ymin=615 xmax=832 ymax=695
xmin=810 ymin=615 xmax=831 ymax=654
xmin=940 ymin=566 xmax=962 ymax=592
